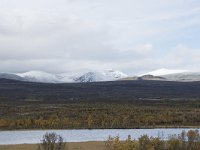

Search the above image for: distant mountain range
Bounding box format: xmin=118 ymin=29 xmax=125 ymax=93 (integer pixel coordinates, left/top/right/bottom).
xmin=1 ymin=68 xmax=200 ymax=83
xmin=0 ymin=69 xmax=128 ymax=83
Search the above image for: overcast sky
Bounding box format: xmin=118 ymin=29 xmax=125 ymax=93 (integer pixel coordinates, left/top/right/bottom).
xmin=0 ymin=0 xmax=200 ymax=75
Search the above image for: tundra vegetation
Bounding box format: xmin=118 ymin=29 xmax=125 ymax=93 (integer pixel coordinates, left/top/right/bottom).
xmin=0 ymin=100 xmax=200 ymax=129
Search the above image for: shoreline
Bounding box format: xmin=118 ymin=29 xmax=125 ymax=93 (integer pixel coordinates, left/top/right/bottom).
xmin=1 ymin=129 xmax=200 ymax=150
xmin=1 ymin=128 xmax=200 ymax=145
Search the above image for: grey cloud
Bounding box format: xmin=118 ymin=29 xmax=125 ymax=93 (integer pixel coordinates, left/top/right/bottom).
xmin=0 ymin=0 xmax=200 ymax=74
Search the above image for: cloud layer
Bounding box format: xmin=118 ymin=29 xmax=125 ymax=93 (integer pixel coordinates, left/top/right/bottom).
xmin=0 ymin=0 xmax=200 ymax=75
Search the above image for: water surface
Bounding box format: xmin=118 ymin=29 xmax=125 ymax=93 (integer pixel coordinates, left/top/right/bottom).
xmin=0 ymin=128 xmax=199 ymax=145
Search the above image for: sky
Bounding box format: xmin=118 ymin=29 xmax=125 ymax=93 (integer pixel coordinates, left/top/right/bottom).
xmin=0 ymin=0 xmax=200 ymax=75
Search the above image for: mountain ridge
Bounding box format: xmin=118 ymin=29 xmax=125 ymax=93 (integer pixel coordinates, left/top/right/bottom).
xmin=1 ymin=68 xmax=200 ymax=83
xmin=3 ymin=69 xmax=128 ymax=83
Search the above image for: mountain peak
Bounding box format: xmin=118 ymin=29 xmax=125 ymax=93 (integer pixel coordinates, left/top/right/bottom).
xmin=74 ymin=70 xmax=128 ymax=82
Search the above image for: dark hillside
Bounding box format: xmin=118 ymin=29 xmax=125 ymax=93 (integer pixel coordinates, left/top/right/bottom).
xmin=0 ymin=78 xmax=200 ymax=102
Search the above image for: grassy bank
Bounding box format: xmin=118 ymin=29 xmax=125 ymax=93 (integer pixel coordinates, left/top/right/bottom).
xmin=0 ymin=142 xmax=105 ymax=150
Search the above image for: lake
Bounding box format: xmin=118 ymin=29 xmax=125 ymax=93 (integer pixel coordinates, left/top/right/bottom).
xmin=0 ymin=128 xmax=199 ymax=145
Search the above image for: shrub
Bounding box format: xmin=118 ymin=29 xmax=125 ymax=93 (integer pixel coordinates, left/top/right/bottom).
xmin=38 ymin=132 xmax=66 ymax=150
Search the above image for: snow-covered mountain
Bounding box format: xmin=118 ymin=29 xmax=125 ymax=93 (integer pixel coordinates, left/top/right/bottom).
xmin=9 ymin=69 xmax=128 ymax=83
xmin=0 ymin=73 xmax=25 ymax=81
xmin=74 ymin=70 xmax=128 ymax=82
xmin=2 ymin=68 xmax=200 ymax=83
xmin=141 ymin=68 xmax=188 ymax=76
xmin=17 ymin=71 xmax=61 ymax=83
xmin=140 ymin=68 xmax=200 ymax=82
xmin=162 ymin=72 xmax=200 ymax=82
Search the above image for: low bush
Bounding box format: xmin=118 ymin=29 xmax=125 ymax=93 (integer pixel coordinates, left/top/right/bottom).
xmin=105 ymin=130 xmax=200 ymax=150
xmin=37 ymin=132 xmax=67 ymax=150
